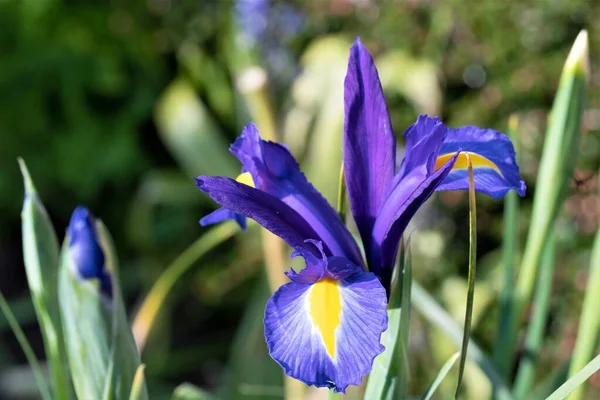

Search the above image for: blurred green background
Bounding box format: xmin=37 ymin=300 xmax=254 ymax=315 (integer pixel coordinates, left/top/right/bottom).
xmin=1 ymin=0 xmax=599 ymax=398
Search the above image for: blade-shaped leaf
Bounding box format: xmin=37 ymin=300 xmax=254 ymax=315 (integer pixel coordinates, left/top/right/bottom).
xmin=505 ymin=30 xmax=589 ymax=372
xmin=546 ymin=354 xmax=600 ymax=400
xmin=18 ymin=158 xmax=70 ymax=399
xmin=364 ymin=239 xmax=412 ymax=399
xmin=566 ymin=224 xmax=600 ymax=400
xmin=421 ymin=352 xmax=460 ymax=400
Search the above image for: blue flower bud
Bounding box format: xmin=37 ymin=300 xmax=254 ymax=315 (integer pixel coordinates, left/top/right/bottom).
xmin=67 ymin=206 xmax=112 ymax=299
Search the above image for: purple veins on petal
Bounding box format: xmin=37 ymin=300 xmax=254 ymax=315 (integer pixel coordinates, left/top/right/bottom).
xmin=199 ymin=172 xmax=255 ymax=230
xmin=196 ymin=176 xmax=324 ymax=257
xmin=343 ymin=37 xmax=396 ymax=254
xmin=229 ymin=123 xmax=364 ymax=267
xmin=434 ymin=125 xmax=527 ymax=198
xmin=264 ymin=244 xmax=388 ymax=393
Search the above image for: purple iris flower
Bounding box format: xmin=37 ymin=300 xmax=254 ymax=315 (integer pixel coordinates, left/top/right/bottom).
xmin=196 ymin=37 xmax=525 ymax=392
xmin=67 ymin=206 xmax=112 ymax=299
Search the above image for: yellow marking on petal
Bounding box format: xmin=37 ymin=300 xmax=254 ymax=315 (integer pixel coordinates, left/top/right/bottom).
xmin=235 ymin=172 xmax=255 ymax=187
xmin=309 ymin=278 xmax=342 ymax=359
xmin=435 ymin=152 xmax=502 ymax=176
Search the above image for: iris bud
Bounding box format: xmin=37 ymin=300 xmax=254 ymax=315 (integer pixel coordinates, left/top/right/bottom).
xmin=67 ymin=206 xmax=112 ymax=299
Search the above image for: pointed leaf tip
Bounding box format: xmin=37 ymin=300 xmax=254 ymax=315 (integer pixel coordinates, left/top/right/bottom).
xmin=18 ymin=158 xmax=37 ymax=196
xmin=565 ymin=30 xmax=590 ymax=81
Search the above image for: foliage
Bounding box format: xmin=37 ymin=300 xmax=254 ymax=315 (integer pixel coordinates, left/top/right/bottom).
xmin=0 ymin=1 xmax=599 ymax=399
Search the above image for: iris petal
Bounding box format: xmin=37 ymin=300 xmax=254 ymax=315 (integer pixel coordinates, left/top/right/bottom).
xmin=200 ymin=173 xmax=254 ymax=230
xmin=230 ymin=123 xmax=364 ymax=266
xmin=343 ymin=38 xmax=396 ymax=253
xmin=264 ymin=257 xmax=387 ymax=393
xmin=372 ymin=152 xmax=458 ymax=288
xmin=67 ymin=206 xmax=112 ymax=299
xmin=434 ymin=126 xmax=526 ymax=198
xmin=196 ymin=176 xmax=323 ymax=257
xmin=200 ymin=208 xmax=247 ymax=230
xmin=369 ymin=116 xmax=452 ymax=287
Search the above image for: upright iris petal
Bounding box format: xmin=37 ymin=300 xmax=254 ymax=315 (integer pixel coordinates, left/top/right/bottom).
xmin=369 ymin=116 xmax=459 ymax=285
xmin=264 ymin=241 xmax=388 ymax=393
xmin=434 ymin=126 xmax=527 ymax=198
xmin=343 ymin=38 xmax=396 ymax=254
xmin=67 ymin=206 xmax=112 ymax=299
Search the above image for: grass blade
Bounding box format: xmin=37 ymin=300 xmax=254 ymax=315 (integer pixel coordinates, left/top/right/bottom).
xmin=0 ymin=291 xmax=51 ymax=400
xmin=454 ymin=155 xmax=477 ymax=399
xmin=514 ymin=232 xmax=556 ymax=399
xmin=546 ymin=354 xmax=600 ymax=400
xmin=421 ymin=352 xmax=460 ymax=400
xmin=567 ymin=224 xmax=600 ymax=400
xmin=493 ymin=115 xmax=521 ymax=378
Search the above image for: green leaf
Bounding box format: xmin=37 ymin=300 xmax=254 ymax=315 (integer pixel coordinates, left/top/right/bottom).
xmin=0 ymin=290 xmax=51 ymax=400
xmin=172 ymin=383 xmax=216 ymax=400
xmin=364 ymin=240 xmax=412 ymax=399
xmin=514 ymin=233 xmax=556 ymax=399
xmin=566 ymin=223 xmax=600 ymax=400
xmin=18 ymin=158 xmax=70 ymax=399
xmin=421 ymin=352 xmax=460 ymax=400
xmin=505 ymin=30 xmax=589 ymax=371
xmin=493 ymin=115 xmax=521 ymax=378
xmin=97 ymin=221 xmax=149 ymax=400
xmin=128 ymin=365 xmax=147 ymax=400
xmin=545 ymin=354 xmax=600 ymax=400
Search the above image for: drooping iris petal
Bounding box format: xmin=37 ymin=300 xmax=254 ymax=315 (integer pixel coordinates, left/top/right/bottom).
xmin=343 ymin=38 xmax=395 ymax=251
xmin=371 ymin=153 xmax=458 ymax=287
xmin=67 ymin=206 xmax=112 ymax=298
xmin=230 ymin=123 xmax=364 ymax=266
xmin=197 ymin=176 xmax=328 ymax=257
xmin=200 ymin=208 xmax=247 ymax=230
xmin=200 ymin=172 xmax=255 ymax=230
xmin=434 ymin=126 xmax=527 ymax=198
xmin=264 ymin=255 xmax=387 ymax=393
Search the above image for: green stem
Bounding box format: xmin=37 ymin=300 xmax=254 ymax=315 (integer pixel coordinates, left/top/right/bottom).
xmin=0 ymin=291 xmax=52 ymax=400
xmin=454 ymin=156 xmax=477 ymax=399
xmin=513 ymin=232 xmax=556 ymax=399
xmin=493 ymin=115 xmax=520 ymax=378
xmin=566 ymin=225 xmax=600 ymax=400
